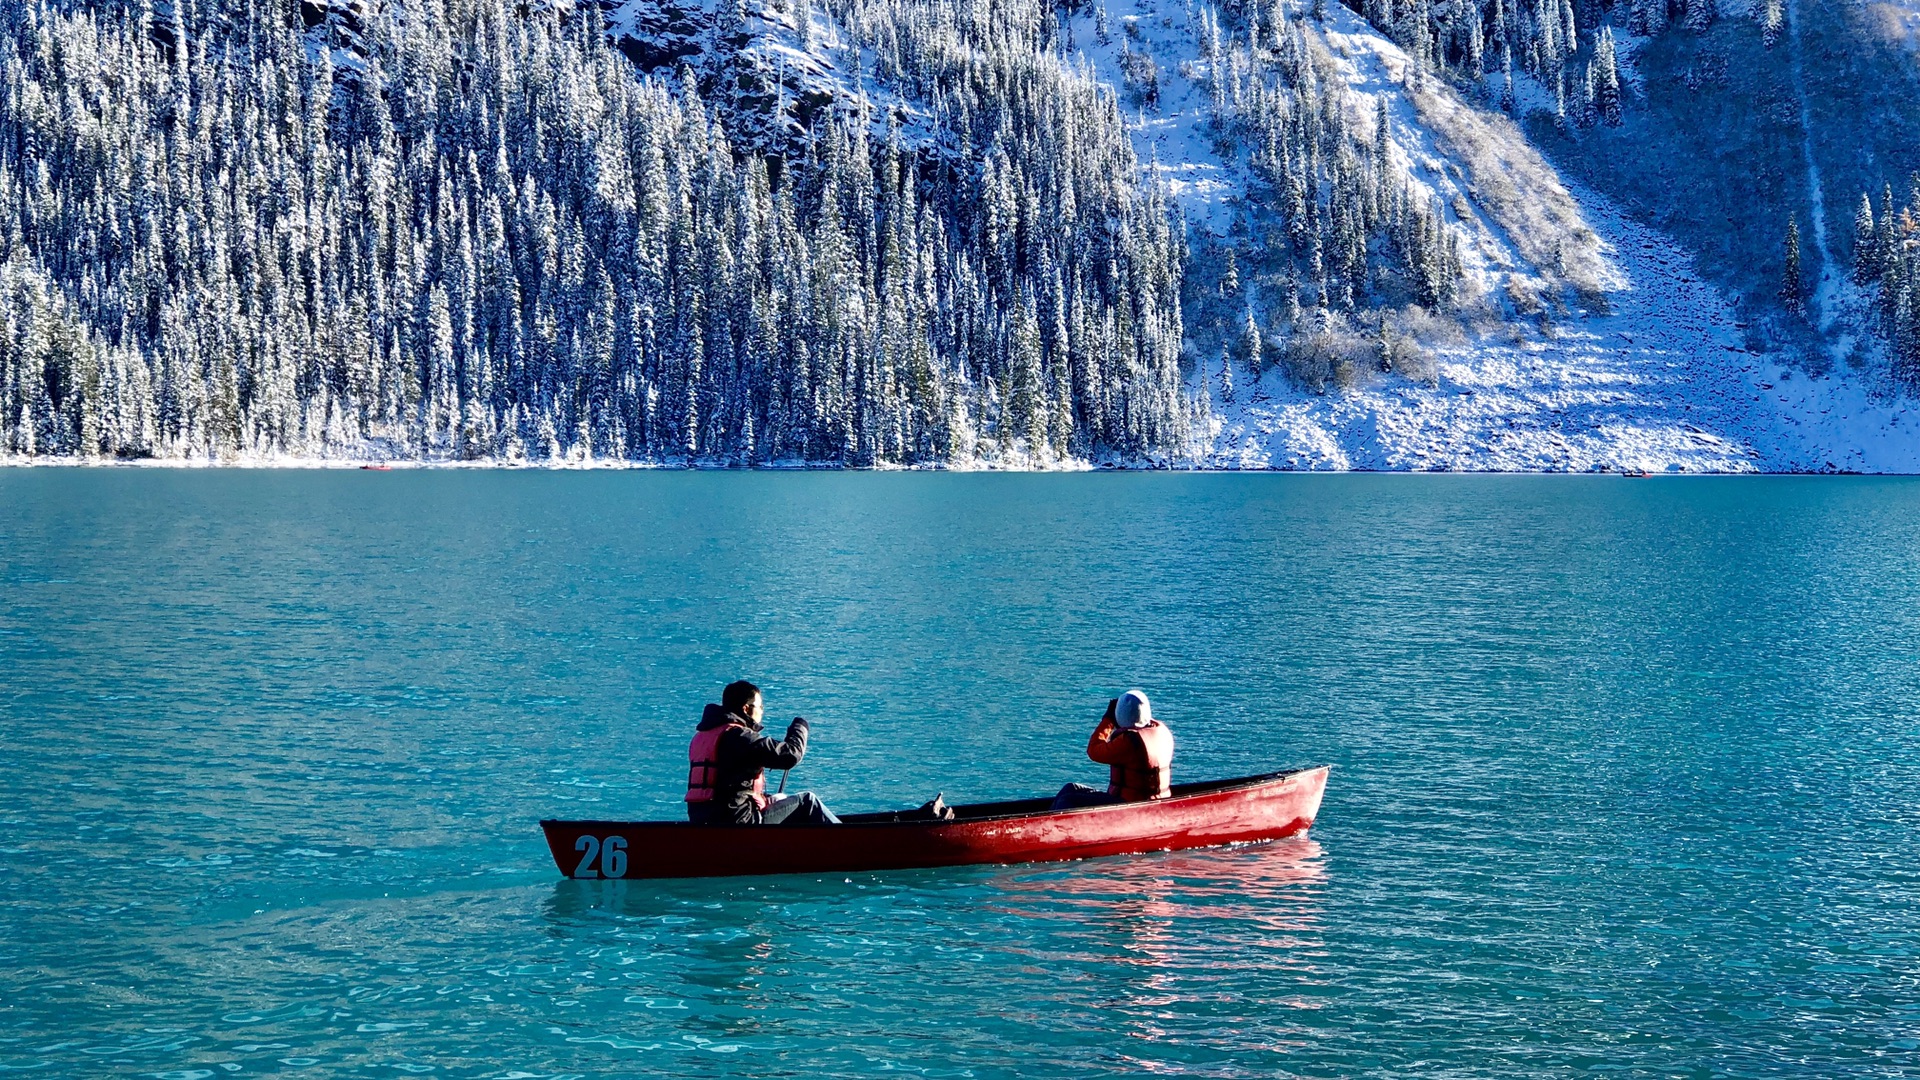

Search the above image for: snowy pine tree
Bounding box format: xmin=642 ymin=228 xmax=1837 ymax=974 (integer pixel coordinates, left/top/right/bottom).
xmin=1854 ymin=182 xmax=1920 ymax=389
xmin=1593 ymin=28 xmax=1622 ymax=126
xmin=1854 ymin=194 xmax=1881 ymax=285
xmin=1246 ymin=307 xmax=1266 ymax=379
xmin=1685 ymin=0 xmax=1715 ymax=34
xmin=1780 ymin=218 xmax=1805 ymax=317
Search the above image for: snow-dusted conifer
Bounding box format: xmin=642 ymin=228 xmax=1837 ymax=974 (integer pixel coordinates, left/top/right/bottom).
xmin=1853 ymin=194 xmax=1882 ymax=284
xmin=1281 ymin=270 xmax=1303 ymax=328
xmin=1685 ymin=0 xmax=1715 ymax=34
xmin=1240 ymin=306 xmax=1264 ymax=382
xmin=1594 ymin=28 xmax=1622 ymax=126
xmin=1780 ymin=218 xmax=1805 ymax=316
xmin=1628 ymin=0 xmax=1662 ymax=35
xmin=1882 ymin=185 xmax=1900 ymax=268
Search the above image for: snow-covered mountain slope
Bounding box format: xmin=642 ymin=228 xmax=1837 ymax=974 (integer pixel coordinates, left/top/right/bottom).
xmin=1206 ymin=187 xmax=1920 ymax=472
xmin=1066 ymin=0 xmax=1612 ymax=303
xmin=79 ymin=0 xmax=1920 ymax=472
xmin=337 ymin=0 xmax=1914 ymax=477
xmin=1050 ymin=0 xmax=1920 ymax=472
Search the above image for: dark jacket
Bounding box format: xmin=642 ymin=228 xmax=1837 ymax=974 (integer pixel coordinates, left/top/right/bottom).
xmin=686 ymin=704 xmax=809 ymax=825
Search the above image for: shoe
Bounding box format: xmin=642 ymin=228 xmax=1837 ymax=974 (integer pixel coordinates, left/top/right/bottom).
xmin=916 ymin=793 xmax=956 ymax=822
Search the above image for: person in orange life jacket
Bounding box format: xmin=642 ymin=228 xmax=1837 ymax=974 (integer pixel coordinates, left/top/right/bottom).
xmin=686 ymin=680 xmax=841 ymax=826
xmin=1050 ymin=689 xmax=1175 ymax=810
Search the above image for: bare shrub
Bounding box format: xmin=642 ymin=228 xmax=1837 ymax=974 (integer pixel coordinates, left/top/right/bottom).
xmin=1506 ymin=278 xmax=1545 ymax=316
xmin=1457 ymin=294 xmax=1508 ymax=337
xmin=1283 ymin=312 xmax=1375 ymax=393
xmin=1383 ymin=334 xmax=1438 ymax=385
xmin=1379 ymin=306 xmax=1455 ymax=387
xmin=1388 ymin=304 xmax=1466 ymax=347
xmin=1333 ymin=352 xmax=1373 ymax=390
xmin=1865 ymin=1 xmax=1915 ymax=46
xmin=1119 ymin=47 xmax=1159 ymax=109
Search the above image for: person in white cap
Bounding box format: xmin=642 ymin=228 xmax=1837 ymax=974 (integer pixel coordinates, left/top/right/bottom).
xmin=1050 ymin=690 xmax=1176 ymax=810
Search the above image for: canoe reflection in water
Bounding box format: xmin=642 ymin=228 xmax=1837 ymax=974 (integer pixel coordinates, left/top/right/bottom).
xmin=983 ymin=839 xmax=1332 ymax=1059
xmin=537 ymin=839 xmax=1329 ymax=1061
xmin=983 ymin=839 xmax=1328 ymax=981
xmin=984 ymin=837 xmax=1328 ymax=960
xmin=541 ymin=838 xmax=1327 ymax=973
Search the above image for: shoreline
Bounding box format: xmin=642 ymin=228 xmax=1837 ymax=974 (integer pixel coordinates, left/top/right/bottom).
xmin=0 ymin=455 xmax=1893 ymax=474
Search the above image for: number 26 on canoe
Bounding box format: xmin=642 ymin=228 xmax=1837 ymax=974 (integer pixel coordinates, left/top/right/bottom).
xmin=572 ymin=834 xmax=629 ymax=878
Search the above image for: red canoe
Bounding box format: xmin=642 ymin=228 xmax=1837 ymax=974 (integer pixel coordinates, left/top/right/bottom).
xmin=540 ymin=766 xmax=1329 ymax=880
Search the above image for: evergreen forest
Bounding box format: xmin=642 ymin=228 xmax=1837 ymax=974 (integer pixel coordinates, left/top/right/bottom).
xmin=5 ymin=0 xmax=1919 ymax=466
xmin=0 ymin=0 xmax=1199 ymax=464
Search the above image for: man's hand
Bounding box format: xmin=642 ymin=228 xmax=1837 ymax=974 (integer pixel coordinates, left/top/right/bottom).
xmin=770 ymin=716 xmax=810 ymax=770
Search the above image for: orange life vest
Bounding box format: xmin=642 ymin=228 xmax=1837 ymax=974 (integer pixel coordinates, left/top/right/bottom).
xmin=1107 ymin=721 xmax=1174 ymax=801
xmin=685 ymin=723 xmax=768 ymax=809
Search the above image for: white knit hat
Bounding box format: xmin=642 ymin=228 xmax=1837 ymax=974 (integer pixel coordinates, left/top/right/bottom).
xmin=1115 ymin=689 xmax=1153 ymax=729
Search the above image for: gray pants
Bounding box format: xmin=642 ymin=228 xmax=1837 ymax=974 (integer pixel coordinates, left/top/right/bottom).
xmin=1050 ymin=782 xmax=1118 ymax=811
xmin=761 ymin=791 xmax=841 ymax=825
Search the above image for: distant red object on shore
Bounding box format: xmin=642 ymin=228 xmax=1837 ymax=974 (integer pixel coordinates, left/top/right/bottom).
xmin=359 ymin=464 xmax=391 ymax=471
xmin=541 ymin=767 xmax=1330 ymax=880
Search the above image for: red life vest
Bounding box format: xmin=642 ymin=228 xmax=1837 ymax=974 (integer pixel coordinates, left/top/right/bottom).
xmin=685 ymin=723 xmax=767 ymax=809
xmin=1107 ymin=721 xmax=1174 ymax=801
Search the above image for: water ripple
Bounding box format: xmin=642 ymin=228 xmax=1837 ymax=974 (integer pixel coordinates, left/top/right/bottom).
xmin=3 ymin=473 xmax=1918 ymax=1077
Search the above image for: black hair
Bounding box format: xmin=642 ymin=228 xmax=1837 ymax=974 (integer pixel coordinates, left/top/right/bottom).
xmin=721 ymin=680 xmax=761 ymax=712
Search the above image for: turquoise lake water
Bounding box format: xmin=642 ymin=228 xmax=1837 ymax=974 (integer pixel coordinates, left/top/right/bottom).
xmin=3 ymin=471 xmax=1919 ymax=1078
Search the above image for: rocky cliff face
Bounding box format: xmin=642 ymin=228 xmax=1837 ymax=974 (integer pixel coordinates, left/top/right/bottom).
xmin=295 ymin=0 xmax=903 ymax=156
